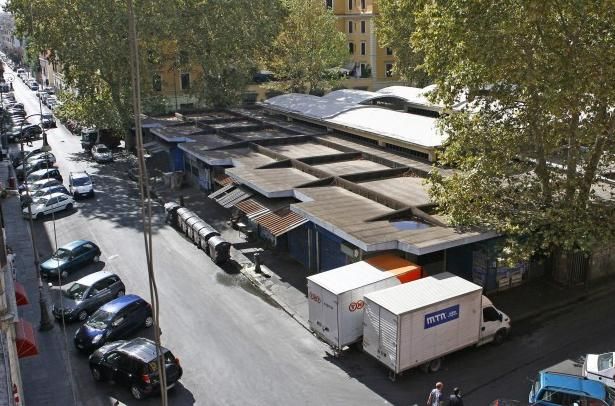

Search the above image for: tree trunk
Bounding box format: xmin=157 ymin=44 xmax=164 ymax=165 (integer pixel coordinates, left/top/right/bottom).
xmin=110 ymin=84 xmax=134 ymax=152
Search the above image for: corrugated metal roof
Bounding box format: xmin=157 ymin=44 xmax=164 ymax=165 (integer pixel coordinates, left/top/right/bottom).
xmin=307 ymin=261 xmax=391 ymax=295
xmin=216 ymin=187 xmax=253 ymax=208
xmin=364 ymin=273 xmax=481 ymax=315
xmin=207 ymin=184 xmax=235 ymax=199
xmin=264 ymin=93 xmax=366 ymax=119
xmin=234 ymin=198 xmax=271 ymax=219
xmin=213 ymin=173 xmax=235 ymax=186
xmin=256 ymin=207 xmax=308 ymax=237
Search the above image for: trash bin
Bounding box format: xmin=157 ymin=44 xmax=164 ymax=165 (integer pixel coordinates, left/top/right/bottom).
xmin=208 ymin=235 xmax=231 ymax=264
xmin=196 ymin=226 xmax=220 ymax=254
xmin=177 ymin=208 xmax=197 ymax=234
xmin=163 ymin=202 xmax=181 ymax=227
xmin=185 ymin=216 xmax=203 ymax=240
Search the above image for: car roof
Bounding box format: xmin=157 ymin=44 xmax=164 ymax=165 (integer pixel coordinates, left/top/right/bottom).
xmin=44 ymin=192 xmax=71 ymax=199
xmin=32 ymin=178 xmax=58 ymax=185
xmin=76 ymin=270 xmax=117 ymax=287
xmin=60 ymin=239 xmax=92 ymax=250
xmin=29 ymin=168 xmax=58 ymax=176
xmin=117 ymin=338 xmax=170 ymax=363
xmin=99 ymin=294 xmax=143 ymax=314
xmin=70 ymin=171 xmax=89 ymax=178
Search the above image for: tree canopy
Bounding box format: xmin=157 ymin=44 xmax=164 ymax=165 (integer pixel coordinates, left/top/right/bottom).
xmin=382 ymin=1 xmax=615 ymax=262
xmin=263 ymin=0 xmax=348 ymax=94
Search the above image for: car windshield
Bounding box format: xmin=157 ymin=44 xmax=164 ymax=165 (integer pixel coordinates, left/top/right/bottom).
xmin=33 ymin=197 xmax=49 ymax=205
xmin=42 ymin=114 xmax=53 ymax=120
xmin=96 ymin=147 xmax=110 ymax=154
xmin=65 ymin=282 xmax=88 ymax=300
xmin=72 ymin=177 xmax=91 ymax=186
xmin=52 ymin=248 xmax=71 ymax=260
xmin=86 ymin=310 xmax=113 ymax=329
xmin=32 ymin=189 xmax=49 ymax=198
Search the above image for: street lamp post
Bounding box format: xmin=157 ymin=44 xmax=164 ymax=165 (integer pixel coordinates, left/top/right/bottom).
xmin=20 ymin=114 xmax=54 ymax=331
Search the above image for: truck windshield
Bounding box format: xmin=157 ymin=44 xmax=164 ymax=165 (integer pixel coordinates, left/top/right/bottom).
xmin=72 ymin=177 xmax=91 ymax=186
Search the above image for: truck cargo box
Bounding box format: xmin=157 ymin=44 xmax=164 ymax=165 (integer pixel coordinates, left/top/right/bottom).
xmin=307 ymin=255 xmax=422 ymax=352
xmin=363 ymin=272 xmax=483 ymax=374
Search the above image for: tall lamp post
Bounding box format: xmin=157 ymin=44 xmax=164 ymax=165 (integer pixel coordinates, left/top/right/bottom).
xmin=20 ymin=114 xmax=54 ymax=331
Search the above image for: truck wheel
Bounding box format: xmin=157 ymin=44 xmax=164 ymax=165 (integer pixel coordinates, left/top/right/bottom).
xmin=494 ymin=329 xmax=507 ymax=345
xmin=427 ymin=357 xmax=442 ymax=373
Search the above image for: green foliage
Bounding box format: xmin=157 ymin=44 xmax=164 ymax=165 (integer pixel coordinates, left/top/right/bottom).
xmin=54 ymin=91 xmax=123 ymax=130
xmin=396 ymin=1 xmax=615 ymax=258
xmin=376 ymin=0 xmax=430 ymax=86
xmin=264 ymin=0 xmax=348 ymax=94
xmin=170 ymin=0 xmax=283 ymax=108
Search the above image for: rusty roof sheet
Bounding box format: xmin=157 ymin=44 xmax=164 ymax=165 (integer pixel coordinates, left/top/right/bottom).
xmin=234 ymin=198 xmax=271 ymax=219
xmin=213 ymin=173 xmax=235 ymax=186
xmin=255 ymin=208 xmax=308 ymax=237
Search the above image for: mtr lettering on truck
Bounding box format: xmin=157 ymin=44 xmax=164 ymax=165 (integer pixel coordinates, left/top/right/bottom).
xmin=424 ymin=304 xmax=460 ymax=329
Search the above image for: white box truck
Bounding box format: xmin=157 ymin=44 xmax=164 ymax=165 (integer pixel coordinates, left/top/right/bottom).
xmin=307 ymin=255 xmax=422 ymax=353
xmin=362 ymin=272 xmax=511 ymax=378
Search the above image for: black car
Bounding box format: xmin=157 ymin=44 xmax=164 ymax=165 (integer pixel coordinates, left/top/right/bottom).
xmin=25 ymin=168 xmax=63 ymax=185
xmin=40 ymin=240 xmax=101 ymax=279
xmin=74 ymin=294 xmax=153 ymax=352
xmin=40 ymin=113 xmax=56 ymax=128
xmin=89 ymin=338 xmax=182 ymax=400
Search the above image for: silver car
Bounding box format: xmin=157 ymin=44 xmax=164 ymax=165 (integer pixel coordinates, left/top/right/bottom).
xmin=51 ymin=271 xmax=125 ymax=322
xmin=91 ymin=144 xmax=113 ymax=163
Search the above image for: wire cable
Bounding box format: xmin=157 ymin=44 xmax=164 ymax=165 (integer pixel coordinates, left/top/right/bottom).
xmin=126 ymin=1 xmax=168 ymax=404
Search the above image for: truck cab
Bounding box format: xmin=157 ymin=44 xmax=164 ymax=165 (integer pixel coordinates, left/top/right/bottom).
xmin=584 ymin=353 xmax=615 ymax=389
xmin=478 ymin=296 xmax=511 ymax=345
xmin=529 ymin=360 xmax=615 ymax=406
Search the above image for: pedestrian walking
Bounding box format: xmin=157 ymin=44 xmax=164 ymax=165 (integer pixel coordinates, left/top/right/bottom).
xmin=427 ymin=382 xmax=444 ymax=406
xmin=448 ymin=388 xmax=464 ymax=406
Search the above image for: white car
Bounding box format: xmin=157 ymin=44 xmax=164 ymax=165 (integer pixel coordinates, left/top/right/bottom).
xmin=69 ymin=171 xmax=94 ymax=198
xmin=91 ymin=144 xmax=113 ymax=163
xmin=584 ymin=352 xmax=615 ymax=389
xmin=22 ymin=192 xmax=75 ymax=220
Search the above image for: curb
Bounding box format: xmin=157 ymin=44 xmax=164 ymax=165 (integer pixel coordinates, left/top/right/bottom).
xmin=513 ymin=282 xmax=615 ymax=323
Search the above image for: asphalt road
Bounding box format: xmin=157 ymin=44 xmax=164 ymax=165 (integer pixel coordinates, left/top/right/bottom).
xmin=9 ymin=73 xmax=615 ymax=406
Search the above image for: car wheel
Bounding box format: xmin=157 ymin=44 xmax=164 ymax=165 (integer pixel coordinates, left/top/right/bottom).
xmin=77 ymin=310 xmax=88 ymax=321
xmin=427 ymin=357 xmax=442 ymax=373
xmin=130 ymin=385 xmax=144 ymax=400
xmin=144 ymin=315 xmax=154 ymax=328
xmin=93 ymin=255 xmax=100 ymax=263
xmin=115 ymin=290 xmax=125 ymax=298
xmin=91 ymin=366 xmax=105 ymax=382
xmin=60 ymin=270 xmax=69 ymax=280
xmin=66 ymin=203 xmax=73 ymax=211
xmin=494 ymin=329 xmax=507 ymax=345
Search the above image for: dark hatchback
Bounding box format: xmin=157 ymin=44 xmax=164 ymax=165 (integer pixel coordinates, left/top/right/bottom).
xmin=74 ymin=294 xmax=153 ymax=352
xmin=40 ymin=240 xmax=101 ymax=279
xmin=89 ymin=337 xmax=182 ymax=400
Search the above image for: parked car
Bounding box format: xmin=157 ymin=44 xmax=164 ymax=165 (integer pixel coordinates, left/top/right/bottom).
xmin=17 ymin=159 xmax=55 ymax=180
xmin=91 ymin=144 xmax=113 ymax=163
xmin=88 ymin=337 xmax=182 ymax=400
xmin=40 ymin=113 xmax=56 ymax=128
xmin=22 ymin=192 xmax=74 ymax=220
xmin=74 ymin=295 xmax=153 ymax=352
xmin=40 ymin=240 xmax=101 ymax=279
xmin=18 ymin=178 xmax=61 ymax=195
xmin=21 ymin=184 xmax=69 ymax=208
xmin=45 ymin=95 xmax=58 ymax=107
xmin=25 ymin=167 xmax=63 ymax=184
xmin=69 ymin=171 xmax=94 ymax=198
xmin=51 ymin=271 xmax=125 ymax=322
xmin=28 ymin=151 xmax=56 ymax=164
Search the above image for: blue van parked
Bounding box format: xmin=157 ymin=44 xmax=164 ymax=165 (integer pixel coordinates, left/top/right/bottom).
xmin=74 ymin=294 xmax=153 ymax=352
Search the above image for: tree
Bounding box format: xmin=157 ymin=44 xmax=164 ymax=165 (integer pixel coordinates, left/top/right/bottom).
xmin=376 ymin=0 xmax=429 ymax=87
xmin=168 ymin=0 xmax=283 ymax=108
xmin=389 ymin=2 xmax=615 ymax=278
xmin=264 ymin=0 xmax=348 ymax=94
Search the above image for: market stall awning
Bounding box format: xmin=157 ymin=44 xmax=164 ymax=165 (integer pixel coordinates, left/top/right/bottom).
xmin=217 ymin=187 xmax=253 ymax=208
xmin=255 ymin=208 xmax=308 ymax=237
xmin=234 ymin=198 xmax=271 ymax=219
xmin=208 ymin=183 xmax=235 ymax=200
xmin=213 ymin=173 xmax=235 ymax=187
xmin=14 ymin=282 xmax=29 ymax=306
xmin=15 ymin=320 xmax=38 ymax=358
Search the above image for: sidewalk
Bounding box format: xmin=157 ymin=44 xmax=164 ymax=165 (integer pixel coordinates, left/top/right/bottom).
xmin=153 ymin=181 xmax=615 ymax=333
xmin=0 ymin=161 xmax=78 ymax=405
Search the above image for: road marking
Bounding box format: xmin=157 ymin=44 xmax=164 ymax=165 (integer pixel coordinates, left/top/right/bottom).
xmin=107 ymin=254 xmax=119 ymax=261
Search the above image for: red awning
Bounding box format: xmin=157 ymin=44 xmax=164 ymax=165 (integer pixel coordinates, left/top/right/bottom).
xmin=15 ymin=320 xmax=38 ymax=358
xmin=14 ymin=282 xmax=29 ymax=306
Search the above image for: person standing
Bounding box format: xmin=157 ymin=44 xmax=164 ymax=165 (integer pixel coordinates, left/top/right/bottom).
xmin=448 ymin=388 xmax=464 ymax=406
xmin=427 ymin=382 xmax=444 ymax=406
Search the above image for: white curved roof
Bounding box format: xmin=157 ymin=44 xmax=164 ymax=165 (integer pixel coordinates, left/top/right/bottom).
xmin=326 ymin=107 xmax=446 ymax=148
xmin=376 ymin=85 xmax=466 ymax=111
xmin=321 ymin=89 xmax=379 ymax=104
xmin=264 ymin=93 xmax=364 ymax=119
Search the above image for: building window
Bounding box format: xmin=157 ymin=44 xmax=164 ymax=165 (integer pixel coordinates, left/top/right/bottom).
xmin=181 ymin=73 xmax=190 ymax=90
xmin=360 ymin=41 xmax=366 ymax=55
xmin=348 ymin=42 xmax=355 ymax=55
xmin=386 ymin=47 xmax=393 ymax=56
xmin=385 ymin=63 xmax=393 ymax=77
xmin=152 ymin=74 xmax=162 ymax=91
xmin=348 ymin=21 xmax=353 ymax=33
xmin=361 ymin=0 xmax=366 ymax=9
xmin=326 ymin=0 xmax=332 ymax=8
xmin=360 ymin=21 xmax=366 ymax=33
xmin=348 ymin=0 xmax=352 ymax=10
xmin=179 ymin=50 xmax=189 ymax=66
